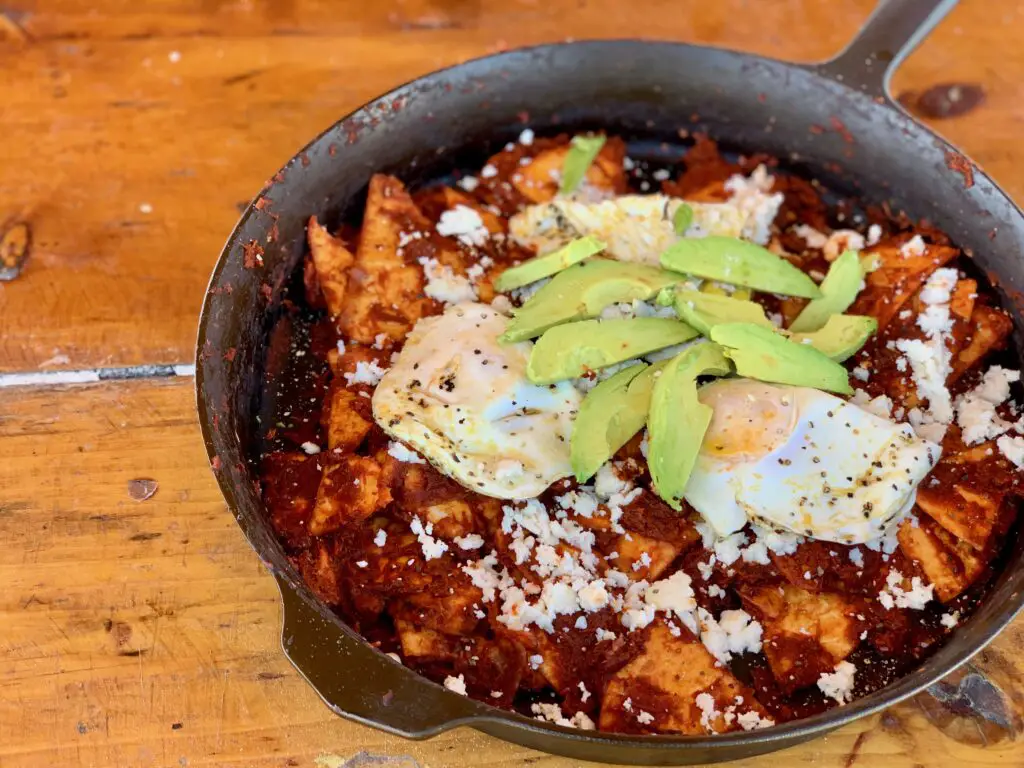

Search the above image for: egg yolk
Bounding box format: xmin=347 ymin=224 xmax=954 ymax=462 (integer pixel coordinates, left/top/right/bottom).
xmin=698 ymin=379 xmax=797 ymax=461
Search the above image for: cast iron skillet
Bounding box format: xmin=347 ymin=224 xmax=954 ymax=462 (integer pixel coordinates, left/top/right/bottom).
xmin=196 ymin=0 xmax=1024 ymax=763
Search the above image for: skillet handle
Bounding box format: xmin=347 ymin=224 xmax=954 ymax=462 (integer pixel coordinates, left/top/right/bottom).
xmin=812 ymin=0 xmax=958 ymax=100
xmin=274 ymin=573 xmax=484 ymax=738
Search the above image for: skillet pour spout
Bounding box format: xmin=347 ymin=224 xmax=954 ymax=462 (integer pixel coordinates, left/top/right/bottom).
xmin=196 ymin=0 xmax=1024 ymax=763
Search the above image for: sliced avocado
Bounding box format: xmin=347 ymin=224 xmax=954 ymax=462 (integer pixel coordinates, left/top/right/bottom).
xmin=500 ymin=259 xmax=683 ymax=343
xmin=700 ymin=283 xmax=752 ymax=301
xmin=709 ymin=323 xmax=853 ymax=395
xmin=495 ymin=236 xmax=607 ymax=293
xmin=790 ymin=314 xmax=878 ymax=362
xmin=571 ymin=361 xmax=667 ymax=482
xmin=527 ymin=318 xmax=699 ymax=385
xmin=648 ymin=342 xmax=732 ymax=510
xmin=660 ymin=236 xmax=822 ymax=299
xmin=560 ymin=135 xmax=607 ymax=195
xmin=672 ymin=289 xmax=773 ymax=335
xmin=789 ymin=249 xmax=863 ymax=333
xmin=673 ymin=203 xmax=694 ymax=235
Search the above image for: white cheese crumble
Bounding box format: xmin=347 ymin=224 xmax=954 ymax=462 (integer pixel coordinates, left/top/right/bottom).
xmin=817 ymin=661 xmax=856 ymax=704
xmin=997 ymin=434 xmax=1024 ymax=468
xmin=636 ymin=710 xmax=655 ymax=725
xmin=373 ymin=529 xmax=387 ymax=547
xmin=940 ymin=611 xmax=960 ymax=628
xmin=867 ymin=224 xmax=882 ymax=246
xmin=695 ymin=692 xmax=718 ymax=731
xmin=823 ymin=230 xmax=865 ymax=262
xmin=530 ymin=702 xmax=596 ymax=730
xmin=956 ymin=366 xmax=1020 ymax=445
xmin=409 ymin=515 xmax=449 ymax=561
xmin=300 ymin=441 xmax=321 ymax=455
xmin=900 ymin=234 xmax=926 ymax=258
xmin=644 ymin=570 xmax=697 ymax=619
xmin=698 ymin=608 xmax=762 ymax=663
xmin=454 ymin=533 xmax=485 ymax=550
xmin=794 ymin=224 xmax=827 ymax=249
xmin=518 ymin=128 xmax=535 ymax=146
xmin=877 ymin=569 xmax=934 ymax=610
xmin=387 ymin=440 xmax=426 ymax=464
xmin=737 ymin=710 xmax=775 ymax=731
xmin=437 ymin=205 xmax=490 ymax=247
xmin=896 ymin=267 xmax=959 ymax=438
xmin=418 ymin=256 xmax=478 ymax=304
xmin=723 ymin=165 xmax=783 ymax=245
xmin=344 ymin=359 xmax=389 ymax=387
xmin=443 ymin=674 xmax=468 ymax=695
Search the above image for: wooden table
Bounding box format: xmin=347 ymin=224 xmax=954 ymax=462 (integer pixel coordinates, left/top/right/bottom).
xmin=2 ymin=1 xmax=1023 ymax=766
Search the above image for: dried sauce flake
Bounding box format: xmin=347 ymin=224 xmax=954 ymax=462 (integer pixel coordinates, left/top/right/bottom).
xmin=127 ymin=478 xmax=159 ymax=501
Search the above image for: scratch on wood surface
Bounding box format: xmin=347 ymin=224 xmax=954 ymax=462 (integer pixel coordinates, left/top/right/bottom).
xmin=0 ymin=6 xmax=30 ymax=42
xmin=843 ymin=730 xmax=869 ymax=768
xmin=316 ymin=752 xmax=423 ymax=768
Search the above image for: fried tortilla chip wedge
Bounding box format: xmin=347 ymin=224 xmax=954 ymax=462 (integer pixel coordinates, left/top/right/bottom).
xmin=307 ymin=215 xmax=355 ymax=317
xmin=848 ymin=241 xmax=957 ymax=331
xmin=742 ymin=585 xmax=862 ymax=693
xmin=338 ymin=174 xmax=436 ymax=344
xmin=951 ymin=304 xmax=1014 ymax=382
xmin=897 ymin=516 xmax=988 ymax=602
xmin=915 ymin=477 xmax=1008 ymax=551
xmin=599 ymin=623 xmax=770 ymax=734
xmin=853 ymin=277 xmax=975 ymax=408
xmin=510 ymin=137 xmax=627 ymax=204
xmin=309 ymin=455 xmax=391 ymax=535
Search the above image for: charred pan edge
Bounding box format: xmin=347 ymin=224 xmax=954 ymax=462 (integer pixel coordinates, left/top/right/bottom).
xmin=197 ymin=39 xmax=1024 ymax=765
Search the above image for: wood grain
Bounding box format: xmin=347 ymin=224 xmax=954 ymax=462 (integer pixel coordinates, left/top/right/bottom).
xmin=0 ymin=0 xmax=1021 ymax=370
xmin=0 ymin=377 xmax=1021 ymax=767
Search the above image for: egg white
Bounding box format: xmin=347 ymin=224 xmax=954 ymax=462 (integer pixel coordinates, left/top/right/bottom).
xmin=508 ymin=193 xmax=780 ymax=266
xmin=684 ymin=379 xmax=941 ymax=544
xmin=372 ymin=302 xmax=581 ymax=498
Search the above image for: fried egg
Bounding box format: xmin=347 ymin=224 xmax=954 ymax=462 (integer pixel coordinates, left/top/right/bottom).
xmin=508 ymin=192 xmax=782 ymax=265
xmin=372 ymin=302 xmax=581 ymax=498
xmin=684 ymin=379 xmax=941 ymax=544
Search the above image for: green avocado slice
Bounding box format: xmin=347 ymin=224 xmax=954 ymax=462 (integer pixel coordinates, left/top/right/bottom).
xmin=494 ymin=236 xmax=607 ymax=293
xmin=571 ymin=361 xmax=667 ymax=482
xmin=527 ymin=318 xmax=699 ymax=385
xmin=500 ymin=260 xmax=684 ymax=343
xmin=660 ymin=236 xmax=822 ymax=299
xmin=789 ymin=249 xmax=863 ymax=333
xmin=709 ymin=323 xmax=853 ymax=395
xmin=790 ymin=314 xmax=878 ymax=362
xmin=671 ymin=288 xmax=774 ymax=335
xmin=560 ymin=135 xmax=607 ymax=195
xmin=648 ymin=343 xmax=732 ymax=510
